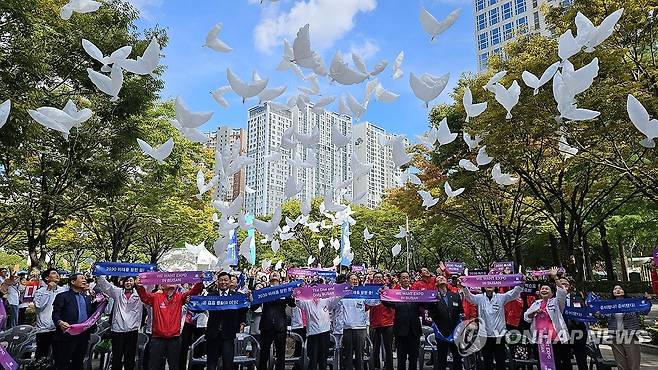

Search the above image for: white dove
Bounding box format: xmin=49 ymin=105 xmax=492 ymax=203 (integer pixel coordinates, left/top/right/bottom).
xmin=627 ymin=94 xmax=658 ymax=148
xmin=271 ymin=239 xmax=281 ymax=253
xmin=394 ymin=225 xmax=408 ymax=239
xmin=137 ymin=138 xmax=174 ymax=164
xmin=419 ymin=7 xmax=461 ymax=42
xmin=574 ymin=9 xmax=624 ymax=52
xmin=331 ymin=123 xmax=351 ymax=148
xmin=87 ymin=63 xmax=123 ymax=101
xmin=331 ymin=238 xmax=340 ymax=251
xmin=28 ymin=100 xmax=93 ymax=139
xmin=483 ymin=70 xmax=507 ymax=93
xmin=492 ymin=163 xmax=519 ymax=186
xmin=211 ymin=86 xmax=231 ymax=108
xmin=61 ymin=0 xmax=102 ymax=20
xmin=418 ymin=190 xmax=440 ymax=209
xmin=307 ymin=255 xmax=315 ymax=266
xmin=0 ymin=99 xmax=10 ymax=129
xmin=463 ymin=132 xmax=482 ymax=150
xmin=279 ymin=125 xmax=297 ymax=150
xmin=213 ymin=194 xmax=244 ymax=218
xmin=263 ymin=150 xmax=283 ymax=163
xmin=345 ymin=92 xmax=368 ymax=119
xmin=227 ymin=68 xmax=268 ymax=103
xmin=363 ymin=227 xmax=373 ymax=241
xmin=196 ymin=170 xmax=218 ymax=199
xmin=254 ymin=208 xmax=282 ymax=239
xmin=301 ymin=197 xmax=312 ymax=217
xmin=284 ymin=175 xmax=303 ymax=199
xmin=392 ymin=51 xmax=404 ymax=79
xmin=311 ymin=96 xmax=336 ymax=115
xmin=476 ymin=145 xmax=493 ymax=166
xmin=352 ymin=155 xmax=372 ymax=179
xmin=373 ymin=83 xmax=400 ymax=103
xmin=119 ymin=37 xmax=161 ymax=76
xmin=259 ymin=86 xmax=287 ymax=103
xmin=400 ymin=169 xmax=422 ymax=186
xmin=410 ymin=72 xmax=449 ymax=107
xmin=391 ymin=243 xmax=402 ymax=257
xmin=553 ymin=72 xmax=600 ymax=121
xmin=417 ymin=127 xmax=439 ymax=150
xmin=277 ymin=39 xmax=307 ymax=80
xmin=560 ymin=58 xmax=599 ymax=98
xmin=204 ymin=23 xmax=232 ymax=52
xmin=329 ymin=51 xmax=369 ymax=85
xmin=444 ymin=181 xmax=465 ymax=199
xmin=261 ymin=259 xmax=272 ymax=271
xmin=463 ymin=87 xmax=487 ymax=122
xmin=391 ymin=138 xmax=411 ymax=168
xmin=292 ymin=24 xmax=326 ymax=74
xmin=317 ymin=238 xmax=325 ymax=251
xmin=558 ymin=132 xmax=579 ymax=159
xmin=333 ymin=255 xmax=341 ymax=267
xmin=298 ymin=74 xmax=321 ymax=96
xmin=82 ymin=39 xmax=131 ymax=73
xmin=244 ymin=185 xmax=256 ymax=194
xmin=494 ymin=81 xmax=521 ymax=119
xmin=437 ymin=118 xmax=458 ymax=145
xmin=558 ymin=30 xmax=582 ymax=61
xmin=239 ymin=235 xmax=253 ymax=261
xmin=521 ymin=61 xmax=560 ymax=95
xmin=275 ymin=260 xmax=283 ymax=270
xmin=352 ymin=53 xmax=388 ymax=77
xmin=459 ymin=159 xmax=479 ymax=172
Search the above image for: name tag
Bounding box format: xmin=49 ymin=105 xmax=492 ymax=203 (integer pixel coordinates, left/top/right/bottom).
xmin=573 ymin=302 xmax=581 ymax=308
xmin=452 ymin=302 xmax=459 ymax=307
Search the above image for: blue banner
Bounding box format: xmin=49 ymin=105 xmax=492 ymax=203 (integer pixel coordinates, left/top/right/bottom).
xmin=251 ymin=281 xmax=303 ymax=305
xmin=189 ymin=294 xmax=249 ymax=311
xmin=432 ymin=321 xmax=462 ymax=343
xmin=344 ymin=284 xmax=383 ymax=300
xmin=93 ymin=262 xmax=156 ymax=277
xmin=590 ymin=298 xmax=652 ymax=315
xmin=226 ymin=229 xmax=239 ymax=266
xmin=563 ymin=306 xmax=597 ymax=323
xmin=316 ymin=270 xmax=338 ymax=281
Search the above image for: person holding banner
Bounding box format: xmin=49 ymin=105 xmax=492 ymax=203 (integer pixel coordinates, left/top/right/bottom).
xmin=135 ymin=273 xmax=204 ymax=370
xmin=250 ymin=272 xmax=296 ymax=370
xmin=368 ymin=271 xmax=395 ymax=370
xmin=424 ymin=274 xmax=463 ymax=370
xmin=523 ymin=268 xmax=569 ymax=370
xmin=96 ymin=275 xmax=143 ymax=370
xmin=559 ymin=278 xmax=588 ymax=370
xmin=458 ymin=273 xmax=524 ymax=370
xmin=205 ymin=271 xmax=248 ymax=370
xmin=33 ymin=268 xmax=66 ymax=358
xmin=51 ymin=273 xmax=101 ymax=370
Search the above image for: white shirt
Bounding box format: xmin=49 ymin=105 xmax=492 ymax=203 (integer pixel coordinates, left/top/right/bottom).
xmin=33 ymin=285 xmax=68 ymax=332
xmin=6 ymin=283 xmax=20 ymax=306
xmin=296 ymin=298 xmax=340 ymax=336
xmin=291 ymin=306 xmax=305 ymax=329
xmin=337 ymin=298 xmax=379 ymax=330
xmin=464 ymin=286 xmax=522 ymax=337
xmin=96 ymin=276 xmax=143 ymax=332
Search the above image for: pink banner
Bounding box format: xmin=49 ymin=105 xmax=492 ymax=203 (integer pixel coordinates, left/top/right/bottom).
xmin=0 ymin=344 xmax=18 ymax=370
xmin=293 ymin=284 xmax=351 ymax=300
xmin=380 ymin=289 xmax=438 ymax=302
xmin=65 ymin=301 xmax=108 ymax=336
xmin=461 ymin=274 xmax=524 ymax=288
xmin=138 ymin=271 xmax=204 ymax=285
xmin=653 ymin=249 xmax=658 ymax=266
xmin=287 ymin=268 xmax=318 ymax=277
xmin=535 ymin=303 xmax=557 ymax=370
xmin=0 ymin=300 xmax=6 ymax=329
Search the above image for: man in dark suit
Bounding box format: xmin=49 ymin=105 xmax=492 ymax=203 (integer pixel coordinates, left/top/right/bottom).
xmin=560 ymin=278 xmax=588 ymax=370
xmin=205 ymin=271 xmax=248 ymax=370
xmin=250 ymin=272 xmax=295 ymax=370
xmin=51 ymin=273 xmax=99 ymax=370
xmin=382 ymin=271 xmax=422 ymax=370
xmin=424 ymin=275 xmax=463 ymax=370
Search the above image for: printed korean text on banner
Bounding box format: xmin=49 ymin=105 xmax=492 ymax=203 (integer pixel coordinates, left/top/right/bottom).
xmin=445 ymin=262 xmax=465 ymax=275
xmin=351 ymin=265 xmax=366 ymax=272
xmin=66 ymin=300 xmax=108 ymax=336
xmin=521 ymin=282 xmax=540 ymax=297
xmin=490 ymin=261 xmax=514 ymax=274
xmin=314 ymin=269 xmax=337 ymax=281
xmin=589 ymin=298 xmax=652 ymax=315
xmin=344 ymin=284 xmax=383 ymax=300
xmin=293 ymin=284 xmax=352 ymax=300
xmin=460 ymin=274 xmax=524 ymax=288
xmin=380 ymin=289 xmax=438 ymax=302
xmin=0 ymin=344 xmax=18 ymax=370
xmin=93 ymin=261 xmax=157 ymax=277
xmin=251 ymin=281 xmax=303 ymax=305
xmin=287 ymin=268 xmax=319 ymax=277
xmin=189 ymin=294 xmax=250 ymax=311
xmin=138 ymin=271 xmax=205 ymax=285
xmin=467 ymin=269 xmax=488 ymax=276
xmin=563 ymin=306 xmax=597 ymax=323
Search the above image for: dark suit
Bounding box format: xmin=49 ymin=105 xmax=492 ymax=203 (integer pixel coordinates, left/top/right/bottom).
xmin=383 ymin=298 xmax=422 ymax=370
xmin=425 ymin=291 xmax=463 ymax=370
xmin=252 ymin=296 xmax=295 ymax=370
xmin=562 ymin=292 xmax=588 ymax=370
xmin=205 ymin=289 xmax=248 ymax=370
xmin=51 ymin=289 xmax=98 ymax=370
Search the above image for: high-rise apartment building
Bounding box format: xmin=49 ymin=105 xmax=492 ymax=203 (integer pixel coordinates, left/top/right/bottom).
xmin=352 ymin=122 xmax=406 ymax=209
xmin=473 ymin=0 xmax=573 ymax=71
xmin=205 ymin=127 xmax=246 ymax=202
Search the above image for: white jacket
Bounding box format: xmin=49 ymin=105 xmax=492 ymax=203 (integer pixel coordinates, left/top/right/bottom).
xmin=524 ymin=287 xmax=570 ymax=343
xmin=96 ymin=276 xmax=143 ymax=332
xmin=33 ymin=285 xmax=68 ymax=332
xmin=464 ymin=286 xmax=522 ymax=337
xmin=296 ymin=298 xmax=340 ymax=336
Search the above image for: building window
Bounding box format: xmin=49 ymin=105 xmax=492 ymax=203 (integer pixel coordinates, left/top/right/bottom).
xmin=479 ymin=52 xmax=489 ymax=70
xmin=533 ymin=11 xmax=540 ymax=30
xmin=532 ymin=0 xmax=538 ymax=7
xmin=476 ymin=0 xmax=486 ymax=11
xmin=489 ymin=0 xmax=497 ymax=4
xmin=516 ymin=16 xmax=528 ymax=34
xmin=503 ymin=22 xmax=514 ymax=40
xmin=502 ymin=2 xmax=512 ymax=19
xmin=491 ymin=27 xmax=501 ymax=45
xmin=515 ymin=0 xmax=526 ymax=14
xmin=478 ymin=32 xmax=489 ymax=50
xmin=489 ymin=8 xmax=499 ymax=26
xmin=477 ymin=13 xmax=487 ymax=31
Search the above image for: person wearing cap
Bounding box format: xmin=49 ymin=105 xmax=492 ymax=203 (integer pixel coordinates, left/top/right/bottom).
xmin=33 ymin=268 xmax=66 ymax=358
xmin=250 ymin=272 xmax=295 ymax=370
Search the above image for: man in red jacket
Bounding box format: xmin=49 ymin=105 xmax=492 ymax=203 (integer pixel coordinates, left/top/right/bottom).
xmin=411 ymin=267 xmax=436 ymax=291
xmin=136 ymin=277 xmax=204 ymax=370
xmin=368 ymin=271 xmax=395 ymax=370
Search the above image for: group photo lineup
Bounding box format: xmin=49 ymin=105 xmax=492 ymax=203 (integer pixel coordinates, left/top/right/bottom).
xmin=1 ymin=0 xmax=658 ymax=369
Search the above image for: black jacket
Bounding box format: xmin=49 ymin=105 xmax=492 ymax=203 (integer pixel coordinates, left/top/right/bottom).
xmin=205 ymin=289 xmax=248 ymax=340
xmin=382 ymin=300 xmax=422 ymax=337
xmin=565 ymin=292 xmax=588 ymax=331
xmin=251 ymin=296 xmax=295 ymax=333
xmin=51 ymin=289 xmax=98 ymax=341
xmin=424 ymin=291 xmax=463 ymax=337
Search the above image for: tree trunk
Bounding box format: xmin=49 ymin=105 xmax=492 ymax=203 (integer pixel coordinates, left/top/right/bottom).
xmin=599 ymin=223 xmax=615 ymax=280
xmin=618 ymin=237 xmax=628 ymax=282
xmin=548 ymin=233 xmax=560 ymax=266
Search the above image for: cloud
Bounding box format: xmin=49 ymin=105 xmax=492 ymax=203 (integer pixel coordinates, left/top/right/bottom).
xmin=126 ymin=0 xmax=163 ymax=20
xmin=349 ymin=39 xmax=380 ymax=60
xmin=253 ymin=0 xmax=377 ymax=54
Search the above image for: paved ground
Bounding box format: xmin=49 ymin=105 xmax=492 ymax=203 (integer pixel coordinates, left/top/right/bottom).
xmin=600 ymin=344 xmax=658 ymax=368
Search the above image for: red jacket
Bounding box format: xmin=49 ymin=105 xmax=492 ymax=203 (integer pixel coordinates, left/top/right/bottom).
xmin=651 ymin=270 xmax=658 ymax=295
xmin=136 ymin=283 xmax=204 ymax=338
xmin=411 ymin=277 xmax=436 ymax=291
xmin=368 ymin=303 xmax=395 ymax=328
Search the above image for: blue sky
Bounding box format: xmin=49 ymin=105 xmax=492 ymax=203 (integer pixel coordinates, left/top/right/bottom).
xmin=130 ymin=0 xmax=477 ymax=138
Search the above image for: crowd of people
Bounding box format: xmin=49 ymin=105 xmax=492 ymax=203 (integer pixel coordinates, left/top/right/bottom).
xmin=0 ymin=262 xmax=655 ymax=370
